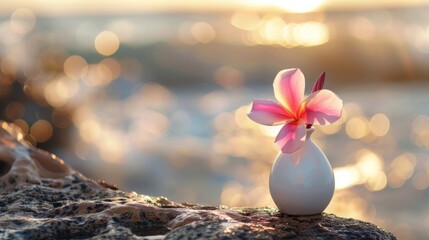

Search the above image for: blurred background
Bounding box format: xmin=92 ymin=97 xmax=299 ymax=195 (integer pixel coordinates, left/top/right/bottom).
xmin=1 ymin=0 xmax=429 ymax=238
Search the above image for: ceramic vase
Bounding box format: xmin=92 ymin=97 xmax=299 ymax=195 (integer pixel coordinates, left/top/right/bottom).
xmin=269 ymin=128 xmax=335 ymax=215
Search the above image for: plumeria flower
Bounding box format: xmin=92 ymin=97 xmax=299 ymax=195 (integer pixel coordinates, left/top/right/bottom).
xmin=248 ymin=68 xmax=343 ymax=153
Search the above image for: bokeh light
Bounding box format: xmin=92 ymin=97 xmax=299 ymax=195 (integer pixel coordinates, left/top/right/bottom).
xmin=190 ymin=22 xmax=216 ymax=44
xmin=231 ymin=12 xmax=260 ymax=31
xmin=64 ymin=55 xmax=88 ymax=80
xmin=10 ymin=8 xmax=36 ymax=35
xmin=30 ymin=120 xmax=53 ymax=143
xmin=346 ymin=117 xmax=369 ymax=139
xmin=369 ymin=113 xmax=390 ymax=137
xmin=94 ymin=31 xmax=120 ymax=56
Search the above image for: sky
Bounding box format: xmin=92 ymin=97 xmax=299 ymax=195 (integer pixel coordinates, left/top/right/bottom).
xmin=0 ymin=0 xmax=428 ymax=16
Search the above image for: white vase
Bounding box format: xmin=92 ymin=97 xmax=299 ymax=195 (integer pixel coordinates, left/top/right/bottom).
xmin=269 ymin=128 xmax=335 ymax=215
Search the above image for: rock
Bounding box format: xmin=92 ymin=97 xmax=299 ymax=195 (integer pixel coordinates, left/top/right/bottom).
xmin=0 ymin=121 xmax=395 ymax=239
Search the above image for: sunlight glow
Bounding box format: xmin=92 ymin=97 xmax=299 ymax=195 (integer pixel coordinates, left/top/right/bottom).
xmin=334 ymin=165 xmax=364 ymax=190
xmin=259 ymin=125 xmax=283 ymax=137
xmin=231 ymin=12 xmax=260 ymax=31
xmin=1 ymin=0 xmax=429 ymax=16
xmin=247 ymin=0 xmax=324 ymax=13
xmin=233 ymin=14 xmax=330 ymax=48
xmin=333 ymin=149 xmax=387 ymax=191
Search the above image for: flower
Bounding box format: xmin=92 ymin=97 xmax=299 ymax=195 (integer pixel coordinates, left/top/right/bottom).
xmin=248 ymin=68 xmax=343 ymax=153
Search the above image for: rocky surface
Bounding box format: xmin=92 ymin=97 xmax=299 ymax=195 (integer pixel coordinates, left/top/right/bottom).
xmin=0 ymin=121 xmax=395 ymax=239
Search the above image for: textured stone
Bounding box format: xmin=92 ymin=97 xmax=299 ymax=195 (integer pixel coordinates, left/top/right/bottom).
xmin=0 ymin=122 xmax=396 ymax=239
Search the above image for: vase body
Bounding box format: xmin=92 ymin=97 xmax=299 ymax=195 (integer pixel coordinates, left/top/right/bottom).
xmin=269 ymin=128 xmax=335 ymax=215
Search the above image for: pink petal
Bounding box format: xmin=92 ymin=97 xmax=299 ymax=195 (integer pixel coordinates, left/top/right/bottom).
xmin=248 ymin=100 xmax=294 ymax=126
xmin=299 ymin=89 xmax=343 ymax=125
xmin=275 ymin=121 xmax=307 ymax=153
xmin=273 ymin=68 xmax=305 ymax=116
xmin=311 ymin=72 xmax=325 ymax=93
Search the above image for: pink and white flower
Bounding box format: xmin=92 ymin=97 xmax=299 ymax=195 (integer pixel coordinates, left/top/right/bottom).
xmin=248 ymin=68 xmax=343 ymax=153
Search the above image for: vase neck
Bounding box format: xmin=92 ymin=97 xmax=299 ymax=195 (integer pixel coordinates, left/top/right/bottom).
xmin=306 ymin=127 xmax=315 ymax=139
